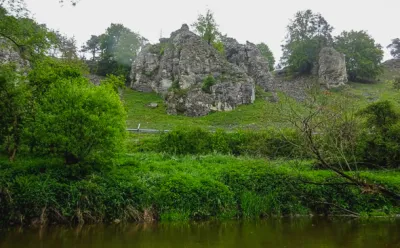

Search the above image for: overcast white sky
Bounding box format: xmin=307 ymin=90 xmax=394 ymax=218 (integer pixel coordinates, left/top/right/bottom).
xmin=25 ymin=0 xmax=399 ymax=63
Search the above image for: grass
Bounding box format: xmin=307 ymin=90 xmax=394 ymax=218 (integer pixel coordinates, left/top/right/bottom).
xmin=0 ymin=153 xmax=398 ymax=226
xmin=123 ymin=68 xmax=400 ymax=130
xmin=122 ymin=88 xmax=285 ymax=130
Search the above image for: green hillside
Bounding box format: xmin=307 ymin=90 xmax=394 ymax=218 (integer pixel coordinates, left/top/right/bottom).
xmin=123 ymin=68 xmax=400 ymax=130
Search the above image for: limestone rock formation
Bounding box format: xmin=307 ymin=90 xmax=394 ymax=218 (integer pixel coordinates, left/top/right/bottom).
xmin=318 ymin=47 xmax=348 ymax=88
xmin=383 ymin=59 xmax=400 ymax=70
xmin=0 ymin=38 xmax=29 ymax=71
xmin=166 ymin=82 xmax=255 ymax=116
xmin=223 ymin=38 xmax=274 ymax=91
xmin=130 ymin=24 xmax=260 ymax=116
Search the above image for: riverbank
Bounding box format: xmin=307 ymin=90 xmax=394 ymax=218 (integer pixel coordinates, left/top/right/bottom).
xmin=0 ymin=153 xmax=399 ymax=227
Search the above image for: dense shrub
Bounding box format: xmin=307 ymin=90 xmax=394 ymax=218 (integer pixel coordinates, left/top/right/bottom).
xmin=158 ymin=128 xmax=304 ymax=159
xmin=201 ymin=75 xmax=216 ymax=93
xmin=32 ymin=78 xmax=127 ymax=164
xmin=0 ymin=154 xmax=397 ymax=226
xmin=392 ymin=77 xmax=400 ymax=90
xmin=357 ymin=101 xmax=400 ymax=168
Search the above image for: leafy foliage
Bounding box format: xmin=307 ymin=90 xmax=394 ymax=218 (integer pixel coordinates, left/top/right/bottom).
xmin=357 ymin=101 xmax=400 ymax=168
xmin=28 ymin=57 xmax=86 ymax=95
xmin=0 ymin=63 xmax=30 ymax=160
xmin=81 ymin=35 xmax=101 ymax=61
xmin=192 ymin=9 xmax=225 ymax=56
xmin=0 ymin=154 xmax=397 ymax=225
xmin=51 ymin=32 xmax=79 ymax=60
xmin=256 ymin=43 xmax=275 ymax=71
xmin=99 ymin=24 xmax=145 ymax=77
xmin=334 ymin=30 xmax=384 ymax=81
xmin=281 ymin=9 xmax=333 ymax=74
xmin=201 ymin=75 xmax=216 ymax=93
xmin=192 ymin=9 xmax=220 ymax=45
xmin=100 ymin=74 xmax=125 ymax=93
xmin=158 ymin=127 xmax=303 ymax=158
xmin=387 ymin=38 xmax=400 ymax=59
xmin=0 ymin=6 xmax=56 ymax=61
xmin=83 ymin=24 xmax=146 ymax=79
xmin=33 ymin=79 xmax=126 ymax=164
xmin=212 ymin=40 xmax=225 ymax=55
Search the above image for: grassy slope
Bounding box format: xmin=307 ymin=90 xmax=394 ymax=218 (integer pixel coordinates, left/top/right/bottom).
xmin=122 ymin=89 xmax=281 ymax=130
xmin=123 ymin=68 xmax=400 ymax=130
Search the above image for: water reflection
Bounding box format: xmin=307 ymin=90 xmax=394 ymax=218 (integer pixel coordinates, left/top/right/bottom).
xmin=0 ymin=217 xmax=399 ymax=248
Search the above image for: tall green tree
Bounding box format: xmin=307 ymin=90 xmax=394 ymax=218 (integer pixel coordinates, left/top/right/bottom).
xmin=257 ymin=43 xmax=275 ymax=71
xmin=334 ymin=30 xmax=384 ymax=81
xmin=387 ymin=38 xmax=400 ymax=59
xmin=192 ymin=9 xmax=221 ymax=46
xmin=0 ymin=6 xmax=56 ymax=61
xmin=90 ymin=23 xmax=145 ymax=78
xmin=0 ymin=63 xmax=30 ymax=161
xmin=81 ymin=35 xmax=101 ymax=61
xmin=52 ymin=32 xmax=78 ymax=60
xmin=281 ymin=9 xmax=333 ymax=74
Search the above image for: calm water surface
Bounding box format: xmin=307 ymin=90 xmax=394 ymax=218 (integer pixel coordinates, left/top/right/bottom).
xmin=0 ymin=217 xmax=399 ymax=248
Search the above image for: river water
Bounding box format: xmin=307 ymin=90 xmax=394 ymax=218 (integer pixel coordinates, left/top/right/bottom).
xmin=0 ymin=217 xmax=399 ymax=248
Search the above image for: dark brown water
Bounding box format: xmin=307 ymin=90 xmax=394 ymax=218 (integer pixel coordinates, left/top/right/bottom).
xmin=1 ymin=218 xmax=399 ymax=248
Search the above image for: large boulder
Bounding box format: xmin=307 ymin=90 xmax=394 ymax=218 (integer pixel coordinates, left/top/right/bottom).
xmin=318 ymin=47 xmax=348 ymax=88
xmin=223 ymin=38 xmax=274 ymax=91
xmin=130 ymin=24 xmax=256 ymax=116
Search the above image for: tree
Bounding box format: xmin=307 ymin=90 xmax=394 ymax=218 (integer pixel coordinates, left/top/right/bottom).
xmin=281 ymin=9 xmax=333 ymax=74
xmin=357 ymin=101 xmax=400 ymax=168
xmin=93 ymin=23 xmax=144 ymax=78
xmin=192 ymin=9 xmax=221 ymax=46
xmin=334 ymin=30 xmax=384 ymax=81
xmin=0 ymin=63 xmax=31 ymax=161
xmin=387 ymin=38 xmax=400 ymax=59
xmin=81 ymin=35 xmax=101 ymax=61
xmin=257 ymin=43 xmax=275 ymax=71
xmin=279 ymin=87 xmax=400 ymax=204
xmin=34 ymin=78 xmax=126 ymax=164
xmin=49 ymin=32 xmax=78 ymax=60
xmin=0 ymin=0 xmax=26 ymax=15
xmin=0 ymin=6 xmax=56 ymax=61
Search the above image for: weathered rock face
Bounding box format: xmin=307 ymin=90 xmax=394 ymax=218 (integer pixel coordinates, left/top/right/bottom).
xmin=130 ymin=24 xmax=256 ymax=116
xmin=383 ymin=59 xmax=400 ymax=69
xmin=318 ymin=47 xmax=348 ymax=88
xmin=0 ymin=38 xmax=29 ymax=71
xmin=166 ymin=82 xmax=255 ymax=116
xmin=223 ymin=38 xmax=274 ymax=91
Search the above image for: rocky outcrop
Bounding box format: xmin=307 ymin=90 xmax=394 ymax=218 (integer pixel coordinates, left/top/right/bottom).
xmin=223 ymin=38 xmax=274 ymax=91
xmin=383 ymin=59 xmax=400 ymax=69
xmin=317 ymin=47 xmax=348 ymax=88
xmin=166 ymin=82 xmax=255 ymax=116
xmin=0 ymin=38 xmax=29 ymax=71
xmin=130 ymin=24 xmax=256 ymax=116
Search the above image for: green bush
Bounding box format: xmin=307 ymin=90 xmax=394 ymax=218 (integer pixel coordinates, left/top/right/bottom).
xmin=0 ymin=154 xmax=397 ymax=226
xmin=158 ymin=128 xmax=304 ymax=158
xmin=32 ymin=78 xmax=127 ymax=164
xmin=357 ymin=101 xmax=400 ymax=168
xmin=159 ymin=128 xmax=212 ymax=155
xmin=201 ymin=75 xmax=216 ymax=93
xmin=392 ymin=77 xmax=400 ymax=90
xmin=212 ymin=41 xmax=225 ymax=55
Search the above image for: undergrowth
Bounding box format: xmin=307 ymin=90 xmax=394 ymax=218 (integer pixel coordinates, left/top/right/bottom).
xmin=0 ymin=154 xmax=398 ymax=226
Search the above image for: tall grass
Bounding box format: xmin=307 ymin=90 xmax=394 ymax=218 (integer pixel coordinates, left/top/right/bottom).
xmin=0 ymin=154 xmax=398 ymax=226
